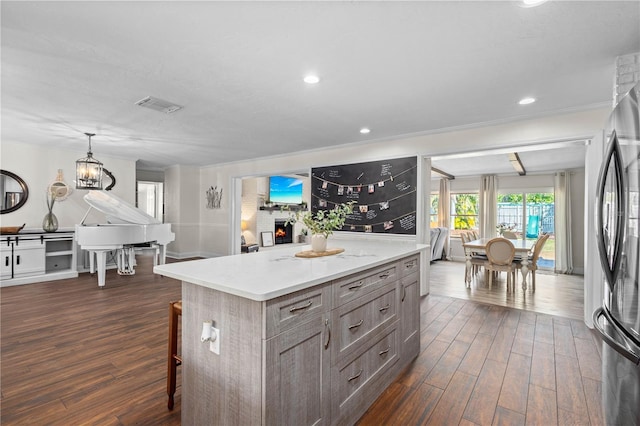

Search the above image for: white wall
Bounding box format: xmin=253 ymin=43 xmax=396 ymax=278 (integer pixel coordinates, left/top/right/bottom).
xmin=2 ymin=107 xmax=608 ymax=261
xmin=164 ymin=165 xmax=201 ymax=258
xmin=0 ymin=141 xmax=136 ymax=230
xmin=190 ymin=108 xmax=609 ymax=257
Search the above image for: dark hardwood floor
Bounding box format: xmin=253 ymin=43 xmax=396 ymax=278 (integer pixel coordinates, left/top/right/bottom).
xmin=358 ymin=294 xmax=603 ymax=425
xmin=1 ymin=256 xmax=603 ymax=425
xmin=357 ymin=261 xmax=602 ymax=425
xmin=1 ymin=256 xmax=182 ymax=425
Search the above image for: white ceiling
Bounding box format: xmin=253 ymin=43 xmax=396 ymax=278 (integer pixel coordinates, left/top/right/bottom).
xmin=2 ymin=1 xmax=639 ymax=172
xmin=430 ymin=141 xmax=588 ymax=178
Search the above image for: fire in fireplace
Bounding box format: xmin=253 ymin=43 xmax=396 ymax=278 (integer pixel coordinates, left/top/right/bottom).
xmin=274 ymin=220 xmax=293 ymax=244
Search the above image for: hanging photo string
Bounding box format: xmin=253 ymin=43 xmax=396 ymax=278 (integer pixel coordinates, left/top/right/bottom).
xmin=311 ymin=188 xmax=416 ymax=209
xmin=312 ymin=164 xmax=416 ymax=189
xmin=341 ymin=211 xmax=417 ymax=232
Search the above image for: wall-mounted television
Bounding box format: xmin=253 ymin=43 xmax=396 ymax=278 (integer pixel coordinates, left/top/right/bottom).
xmin=269 ymin=175 xmax=303 ymax=204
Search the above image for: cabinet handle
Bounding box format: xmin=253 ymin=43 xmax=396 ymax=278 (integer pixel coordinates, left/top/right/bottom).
xmin=379 ymin=346 xmax=391 ymax=356
xmin=324 ymin=318 xmax=331 ymax=349
xmin=347 ymin=369 xmax=363 ymax=382
xmin=379 ymin=304 xmax=390 ymax=313
xmin=405 ymin=260 xmax=416 ymax=270
xmin=16 ymin=255 xmax=20 ymax=265
xmin=401 ymin=286 xmax=406 ymax=302
xmin=289 ymin=300 xmax=312 ymax=313
xmin=348 ymin=281 xmax=364 ymax=291
xmin=4 ymin=256 xmax=8 ymax=267
xmin=348 ymin=319 xmax=364 ymax=330
xmin=379 ymin=271 xmax=390 ymax=279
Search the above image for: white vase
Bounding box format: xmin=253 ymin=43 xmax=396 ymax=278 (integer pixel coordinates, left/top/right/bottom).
xmin=310 ymin=234 xmax=327 ymax=253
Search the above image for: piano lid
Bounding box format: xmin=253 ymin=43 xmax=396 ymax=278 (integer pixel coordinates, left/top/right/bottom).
xmin=83 ymin=190 xmax=160 ymax=225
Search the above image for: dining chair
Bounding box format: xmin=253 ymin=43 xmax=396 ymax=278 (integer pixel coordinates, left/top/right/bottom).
xmin=461 ymin=231 xmax=485 ymax=277
xmin=515 ymin=233 xmax=550 ymax=292
xmin=484 ymin=237 xmax=517 ymax=291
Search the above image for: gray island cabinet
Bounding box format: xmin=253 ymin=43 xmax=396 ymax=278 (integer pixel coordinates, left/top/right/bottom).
xmin=154 ymin=240 xmax=427 ymax=425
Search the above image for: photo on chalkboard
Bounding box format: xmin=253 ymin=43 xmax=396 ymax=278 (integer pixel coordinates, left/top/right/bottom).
xmin=379 ymin=201 xmax=389 ymax=210
xmin=337 ymin=185 xmax=344 ymax=195
xmin=364 ymin=225 xmax=372 ymax=233
xmin=384 ymin=221 xmax=394 ymax=230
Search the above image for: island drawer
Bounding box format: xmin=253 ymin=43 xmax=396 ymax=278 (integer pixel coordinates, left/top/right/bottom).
xmin=331 ymin=324 xmax=399 ymax=424
xmin=265 ymin=283 xmax=332 ymax=338
xmin=331 ymin=282 xmax=397 ymax=361
xmin=333 ymin=262 xmax=398 ymax=307
xmin=399 ymin=255 xmax=419 ymax=277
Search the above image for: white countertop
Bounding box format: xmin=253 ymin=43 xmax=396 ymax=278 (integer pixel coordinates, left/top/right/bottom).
xmin=154 ymin=240 xmax=428 ymax=301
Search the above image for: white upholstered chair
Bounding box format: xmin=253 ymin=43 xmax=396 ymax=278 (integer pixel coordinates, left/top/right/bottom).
xmin=484 ymin=237 xmax=517 ymax=291
xmin=515 ymin=233 xmax=550 ymax=292
xmin=461 ymin=231 xmax=486 ymax=278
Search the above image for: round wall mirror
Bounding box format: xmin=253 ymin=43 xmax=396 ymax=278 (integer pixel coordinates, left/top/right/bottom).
xmin=0 ymin=170 xmax=29 ymax=214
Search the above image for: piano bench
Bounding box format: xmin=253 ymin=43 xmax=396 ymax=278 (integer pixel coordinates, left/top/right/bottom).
xmin=241 ymin=244 xmax=259 ymax=253
xmin=167 ymin=300 xmax=182 ymax=410
xmin=134 ymin=243 xmax=161 ymax=265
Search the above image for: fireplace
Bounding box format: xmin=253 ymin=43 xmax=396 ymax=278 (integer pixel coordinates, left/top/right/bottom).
xmin=274 ymin=220 xmax=293 ymax=245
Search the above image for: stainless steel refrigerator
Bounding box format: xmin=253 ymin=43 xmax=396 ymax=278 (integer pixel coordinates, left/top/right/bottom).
xmin=593 ymin=81 xmax=640 ymax=425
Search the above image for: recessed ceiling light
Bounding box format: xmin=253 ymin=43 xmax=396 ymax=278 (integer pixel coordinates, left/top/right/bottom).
xmin=518 ymin=97 xmax=536 ymax=105
xmin=521 ymin=0 xmax=548 ymax=7
xmin=360 ymin=128 xmax=371 ymax=134
xmin=303 ymin=75 xmax=320 ymax=84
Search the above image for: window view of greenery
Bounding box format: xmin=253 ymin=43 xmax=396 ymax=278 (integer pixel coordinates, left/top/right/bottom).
xmin=430 ymin=190 xmax=555 ymax=267
xmin=449 ymin=193 xmax=478 ymax=236
xmin=497 ymin=193 xmax=554 ymax=236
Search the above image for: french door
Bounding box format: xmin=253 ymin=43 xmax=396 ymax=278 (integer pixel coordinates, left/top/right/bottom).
xmin=497 ymin=192 xmax=555 ymax=268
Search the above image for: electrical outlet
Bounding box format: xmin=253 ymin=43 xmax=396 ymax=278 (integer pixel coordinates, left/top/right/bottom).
xmin=209 ymin=326 xmax=220 ymax=355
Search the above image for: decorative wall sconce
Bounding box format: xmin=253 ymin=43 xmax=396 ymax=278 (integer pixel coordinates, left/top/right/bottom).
xmin=76 ymin=133 xmax=103 ymax=190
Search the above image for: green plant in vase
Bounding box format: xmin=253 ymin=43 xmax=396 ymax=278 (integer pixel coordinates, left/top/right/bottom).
xmin=285 ymin=202 xmax=354 ymax=252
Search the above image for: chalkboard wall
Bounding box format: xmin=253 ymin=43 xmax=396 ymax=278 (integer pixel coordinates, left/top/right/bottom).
xmin=311 ymin=156 xmax=417 ymax=235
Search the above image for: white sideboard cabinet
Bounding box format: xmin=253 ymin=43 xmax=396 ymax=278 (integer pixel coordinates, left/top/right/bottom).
xmin=0 ymin=231 xmax=78 ymax=286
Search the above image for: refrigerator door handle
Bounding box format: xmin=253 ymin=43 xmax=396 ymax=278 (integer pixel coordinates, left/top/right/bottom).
xmin=593 ymin=307 xmax=640 ymax=365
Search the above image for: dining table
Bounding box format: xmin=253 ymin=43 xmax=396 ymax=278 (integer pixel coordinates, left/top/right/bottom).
xmin=463 ymin=237 xmax=537 ymax=290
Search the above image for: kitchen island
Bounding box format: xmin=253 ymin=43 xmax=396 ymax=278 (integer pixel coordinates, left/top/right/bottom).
xmin=154 ymin=240 xmax=428 ymax=425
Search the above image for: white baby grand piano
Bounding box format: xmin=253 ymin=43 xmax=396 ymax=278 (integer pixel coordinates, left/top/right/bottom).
xmin=75 ymin=190 xmax=175 ymax=287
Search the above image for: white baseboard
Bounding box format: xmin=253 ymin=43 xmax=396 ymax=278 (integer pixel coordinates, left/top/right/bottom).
xmin=167 ymin=251 xmax=222 ymax=259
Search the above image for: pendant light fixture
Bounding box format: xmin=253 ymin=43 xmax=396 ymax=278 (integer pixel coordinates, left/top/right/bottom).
xmin=75 ymin=132 xmax=103 ymax=190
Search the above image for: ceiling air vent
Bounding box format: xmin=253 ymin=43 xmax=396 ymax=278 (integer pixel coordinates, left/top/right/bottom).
xmin=135 ymin=96 xmax=183 ymax=114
